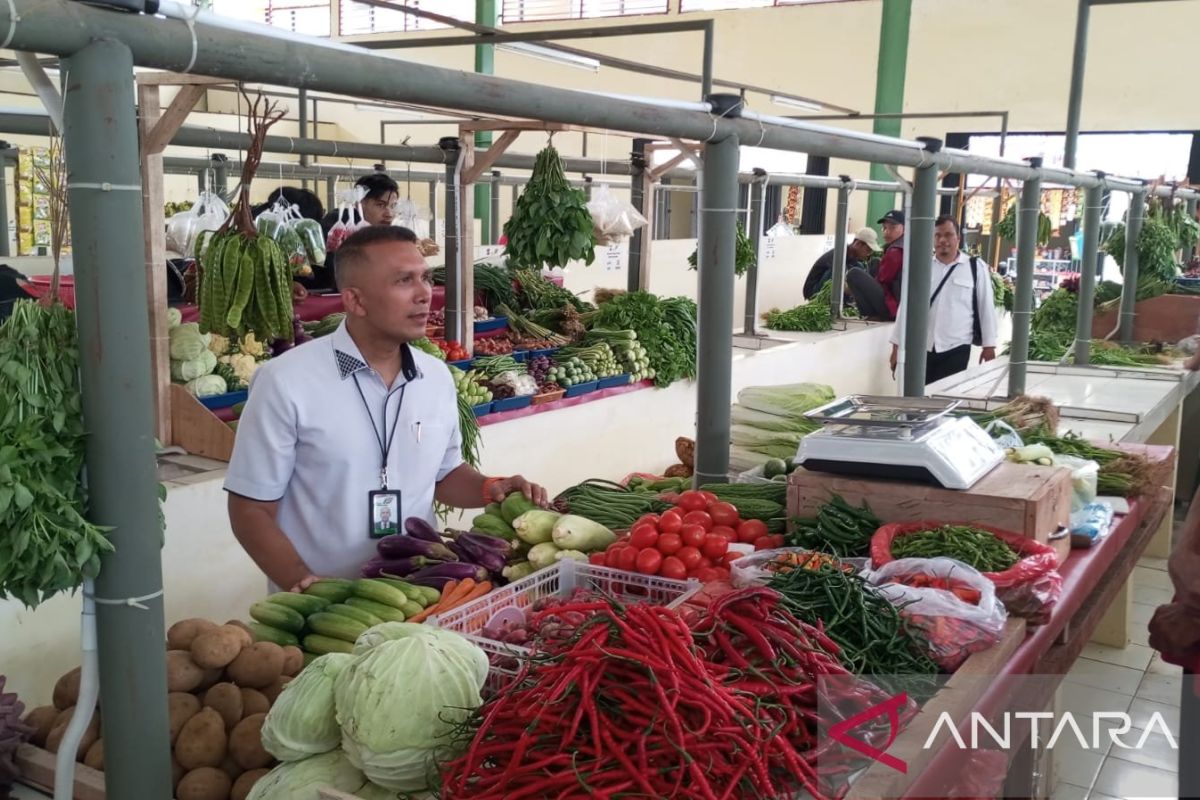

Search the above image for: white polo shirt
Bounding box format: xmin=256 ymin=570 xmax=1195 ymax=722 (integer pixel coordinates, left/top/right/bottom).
xmin=224 ymin=321 xmax=463 ymax=580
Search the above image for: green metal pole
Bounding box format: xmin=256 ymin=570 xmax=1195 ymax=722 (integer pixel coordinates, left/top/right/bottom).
xmin=1064 ymin=0 xmax=1090 ymax=171
xmin=627 ymin=139 xmax=649 ymax=292
xmin=742 ymin=169 xmax=766 ymax=335
xmin=694 ymin=95 xmax=741 ymax=486
xmin=61 ymin=39 xmax=173 ymax=800
xmin=473 ymin=0 xmax=495 ymax=244
xmin=902 ymin=141 xmax=940 ymax=396
xmin=1008 ymin=160 xmax=1044 ymax=397
xmin=1187 ymin=197 xmax=1197 ymax=262
xmin=1073 ymin=182 xmax=1104 ymax=364
xmin=0 ymin=157 xmax=10 ymax=257
xmin=1118 ymin=190 xmax=1145 ymax=343
xmin=865 ymin=0 xmax=912 ymax=231
xmin=830 ymin=179 xmax=851 ymax=320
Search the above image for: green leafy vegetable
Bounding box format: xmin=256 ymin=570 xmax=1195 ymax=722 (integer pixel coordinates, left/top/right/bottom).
xmin=687 ymin=221 xmax=756 ymax=277
xmin=591 ymin=291 xmax=697 ymax=388
xmin=503 ymin=144 xmax=596 ymax=269
xmin=764 ymin=281 xmax=834 ymax=332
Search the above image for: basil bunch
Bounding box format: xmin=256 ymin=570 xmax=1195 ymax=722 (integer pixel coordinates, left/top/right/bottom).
xmin=503 ymin=145 xmax=596 ymax=269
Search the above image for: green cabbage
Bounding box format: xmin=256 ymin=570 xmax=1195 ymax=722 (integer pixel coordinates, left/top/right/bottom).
xmin=261 ymin=652 xmax=353 ymax=762
xmin=352 ymin=624 xmax=487 ymax=691
xmin=335 ymin=627 xmax=487 ymax=791
xmin=353 ymin=783 xmax=436 ymax=800
xmin=167 ymin=307 xmax=183 ymax=328
xmin=171 ymin=349 xmax=217 ymax=383
xmin=185 ymin=373 xmax=227 ymax=398
xmin=169 ymin=322 xmax=208 ymax=361
xmin=245 ymin=749 xmax=366 ymax=800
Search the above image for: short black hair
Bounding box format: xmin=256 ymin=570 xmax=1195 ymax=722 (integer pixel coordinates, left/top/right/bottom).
xmin=355 ymin=173 xmax=400 ymax=201
xmin=334 ymin=225 xmax=420 ymax=288
xmin=934 ymin=215 xmax=961 ymax=236
xmin=252 ymin=186 xmax=325 ymax=221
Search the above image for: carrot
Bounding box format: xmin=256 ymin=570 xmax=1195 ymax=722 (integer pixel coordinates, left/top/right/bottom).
xmin=410 ymin=579 xmax=474 ymax=624
xmin=441 ymin=580 xmax=492 ymax=613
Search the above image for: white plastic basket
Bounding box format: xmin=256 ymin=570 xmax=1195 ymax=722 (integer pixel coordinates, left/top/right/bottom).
xmin=433 ymin=559 xmax=699 ymax=688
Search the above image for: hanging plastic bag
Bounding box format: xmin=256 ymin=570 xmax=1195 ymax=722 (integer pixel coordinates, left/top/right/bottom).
xmin=326 ymin=186 xmax=369 ymax=253
xmin=587 ymin=183 xmax=647 ymax=247
xmin=867 ymin=557 xmax=1007 ymax=671
xmin=872 ymin=521 xmax=1063 ymax=625
xmin=167 ymin=191 xmax=229 ymax=258
xmin=766 ymin=216 xmax=795 ymax=238
xmin=295 ymin=218 xmax=326 ymax=267
xmin=278 ymin=204 xmax=311 ymax=276
xmin=1052 ymin=453 xmax=1099 ymax=509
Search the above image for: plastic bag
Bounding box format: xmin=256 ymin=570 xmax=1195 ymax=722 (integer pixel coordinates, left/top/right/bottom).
xmin=871 ymin=521 xmax=1063 ymax=625
xmin=295 ymin=218 xmax=327 ymax=266
xmin=491 ymin=370 xmax=538 ymax=397
xmin=587 ymin=183 xmax=647 ymax=247
xmin=867 ymin=557 xmax=1007 ymax=671
xmin=1070 ymin=502 xmax=1114 ymax=549
xmin=166 ymin=191 xmax=229 ymax=258
xmin=1053 ymin=454 xmax=1099 ymax=509
xmin=326 ymin=186 xmax=369 ymax=253
xmin=984 ymin=419 xmax=1024 ymax=450
xmin=731 ymin=548 xmax=866 ymax=587
xmin=766 ymin=217 xmax=794 ymax=238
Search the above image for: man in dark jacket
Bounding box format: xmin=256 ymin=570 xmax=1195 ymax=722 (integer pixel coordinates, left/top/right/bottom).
xmin=873 ymin=209 xmax=906 ymax=318
xmin=803 ymin=227 xmax=880 ymax=300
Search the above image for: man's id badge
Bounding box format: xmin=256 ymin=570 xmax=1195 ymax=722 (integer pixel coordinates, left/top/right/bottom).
xmin=368 ymin=490 xmax=401 ymax=539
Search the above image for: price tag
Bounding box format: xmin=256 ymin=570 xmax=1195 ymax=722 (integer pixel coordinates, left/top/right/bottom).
xmin=605 ymin=245 xmax=623 ymax=272
xmin=823 ymin=235 xmax=836 ymax=250
xmin=763 ymin=240 xmax=777 ymax=260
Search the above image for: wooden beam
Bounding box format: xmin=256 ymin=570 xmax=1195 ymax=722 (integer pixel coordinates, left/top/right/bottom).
xmin=135 ymin=72 xmax=228 ymax=87
xmin=463 ymin=129 xmax=520 ymax=184
xmin=138 ymin=83 xmax=172 ymax=446
xmin=142 ymin=83 xmax=207 ymax=156
xmin=648 ymin=151 xmax=691 ymax=181
xmin=16 ymin=744 xmax=106 ymax=800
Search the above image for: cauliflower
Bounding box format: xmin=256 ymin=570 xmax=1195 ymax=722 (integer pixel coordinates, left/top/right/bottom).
xmin=207 ymin=333 xmax=231 ymax=357
xmin=222 ymin=352 xmax=260 ymax=384
xmin=239 ymin=333 xmax=266 ymax=359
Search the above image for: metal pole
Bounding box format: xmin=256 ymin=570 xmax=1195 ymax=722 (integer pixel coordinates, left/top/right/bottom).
xmin=1064 ymin=0 xmax=1090 ymax=170
xmin=694 ymin=94 xmax=741 ymax=486
xmin=1073 ymin=181 xmax=1104 ymax=364
xmin=830 ymin=177 xmax=851 ymax=320
xmin=1118 ymin=190 xmax=1146 ymax=343
xmin=742 ymin=169 xmax=766 ymax=336
xmin=584 ymin=175 xmax=593 ymax=201
xmin=1008 ymin=159 xmax=1044 ymax=397
xmin=195 ymin=170 xmax=206 ymax=195
xmin=325 ymin=176 xmax=335 ymax=212
xmin=628 ymin=138 xmax=649 ymax=292
xmin=440 ymin=137 xmax=463 ymax=344
xmin=701 ymin=22 xmax=714 ymax=98
xmin=298 ymin=86 xmax=309 ymax=191
xmin=0 ymin=157 xmax=9 ymax=257
xmin=902 ymin=139 xmax=941 ymax=396
xmin=490 ymin=170 xmax=501 ymax=245
xmin=1187 ymin=197 xmax=1198 ymax=262
xmin=429 ymin=180 xmax=439 ymax=242
xmin=61 ymin=39 xmax=173 ymax=800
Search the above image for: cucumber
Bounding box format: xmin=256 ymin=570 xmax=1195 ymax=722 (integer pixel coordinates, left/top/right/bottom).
xmin=306 ymin=612 xmax=368 ymax=643
xmin=416 ymin=586 xmax=441 ymax=607
xmin=372 ymin=578 xmax=428 ymax=606
xmin=250 ymin=601 xmax=305 ymax=634
xmin=400 ymin=600 xmax=424 ymax=619
xmin=248 ymin=622 xmax=300 ymax=648
xmin=729 ymin=499 xmax=785 ymax=522
xmin=345 ymin=596 xmax=407 ymax=623
xmin=353 ymin=579 xmax=412 ymax=610
xmin=327 ymin=603 xmax=384 ymax=628
xmin=303 ymin=579 xmax=354 ymax=604
xmin=265 ymin=591 xmax=329 ymax=616
xmin=303 ymin=633 xmax=355 ymax=655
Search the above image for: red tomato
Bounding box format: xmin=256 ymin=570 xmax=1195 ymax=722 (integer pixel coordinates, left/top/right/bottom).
xmin=659 ymin=556 xmax=687 ymax=580
xmin=709 ymin=502 xmax=740 ymax=527
xmin=753 ymin=536 xmax=776 ymax=552
xmin=676 ymin=546 xmax=703 ymax=570
xmin=605 ymin=545 xmax=625 ymax=568
xmin=699 ymin=491 xmax=719 ymax=505
xmin=710 ymin=525 xmax=737 ymax=543
xmin=657 ymin=510 xmax=683 ymax=534
xmin=588 ymin=552 xmax=607 ymax=566
xmin=679 ymin=524 xmax=707 ymax=549
xmin=656 ymin=533 xmax=683 ymax=555
xmin=635 ymin=548 xmax=663 ymax=576
xmin=696 ymin=567 xmax=721 ymax=583
xmin=682 ymin=511 xmax=713 ymax=531
xmin=676 ymin=491 xmax=709 ymax=512
xmin=713 ymin=567 xmax=731 ymax=581
xmin=767 ymin=534 xmax=785 ymax=548
xmin=698 ymin=556 xmax=714 ymax=569
xmin=736 ymin=519 xmax=769 ymax=544
xmin=629 ymin=523 xmax=659 ymax=550
xmin=617 ymin=546 xmax=639 ymax=572
xmin=636 ymin=513 xmax=661 ymax=528
xmin=722 ymin=551 xmax=742 ymax=566
xmin=701 ymin=534 xmax=729 ymax=560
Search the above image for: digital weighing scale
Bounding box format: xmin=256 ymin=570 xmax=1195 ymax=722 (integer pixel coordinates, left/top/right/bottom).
xmin=793 ymin=395 xmax=1005 ymax=490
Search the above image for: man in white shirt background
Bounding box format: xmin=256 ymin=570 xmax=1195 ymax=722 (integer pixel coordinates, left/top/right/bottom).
xmin=889 ymin=215 xmax=999 ymax=385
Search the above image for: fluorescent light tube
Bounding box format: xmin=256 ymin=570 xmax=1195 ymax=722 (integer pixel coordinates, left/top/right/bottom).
xmin=497 ymin=43 xmax=600 ymax=72
xmin=771 ymin=95 xmax=823 ymax=113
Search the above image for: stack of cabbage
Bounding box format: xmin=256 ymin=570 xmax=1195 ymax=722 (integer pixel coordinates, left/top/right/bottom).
xmin=168 ymin=310 xmax=227 ymax=398
xmin=728 ymin=383 xmax=835 ymax=473
xmin=249 ymin=623 xmax=487 ymax=800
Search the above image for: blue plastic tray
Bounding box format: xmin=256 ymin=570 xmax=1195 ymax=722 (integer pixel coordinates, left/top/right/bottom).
xmin=474 ymin=316 xmax=508 ymax=333
xmin=199 ymin=389 xmax=248 ymax=410
xmin=1176 ymin=276 xmax=1200 ymax=290
xmin=471 ymin=402 xmax=494 ymax=417
xmin=491 ymin=395 xmax=533 ymax=413
xmin=597 ymin=373 xmax=632 ymax=389
xmin=448 ymin=358 xmax=473 ymax=371
xmin=510 ymin=350 xmax=527 ymax=363
xmin=525 ymin=347 xmax=559 ymax=361
xmin=563 ymin=380 xmax=599 ymax=398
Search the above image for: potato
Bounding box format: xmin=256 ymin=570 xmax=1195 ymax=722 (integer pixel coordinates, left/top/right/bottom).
xmin=53 ymin=705 xmax=76 ymax=730
xmin=260 ymin=675 xmax=291 ymax=705
xmin=219 ymin=754 xmax=243 ymax=782
xmin=84 ymin=739 xmax=104 ymax=771
xmin=225 ymin=642 xmax=284 ymax=689
xmin=238 ymin=689 xmax=269 ymax=718
xmin=196 ymin=666 xmax=225 ymax=692
xmin=224 ymin=621 xmax=254 ymax=649
xmin=168 ymin=618 xmax=218 ymax=651
xmin=177 ymin=766 xmax=232 ymax=800
xmin=175 ymin=708 xmax=227 ymax=770
xmin=45 ymin=714 xmax=99 ymax=762
xmin=169 ymin=692 xmax=202 ymax=745
xmin=230 ymin=768 xmax=269 ymax=800
xmin=171 ymin=757 xmax=186 ymax=791
xmin=166 ymin=650 xmax=206 ymax=692
xmin=24 ymin=705 xmax=58 ymax=747
xmin=53 ymin=667 xmax=81 ymax=710
xmin=203 ymin=683 xmax=244 ymax=730
xmin=228 ymin=713 xmax=271 ymax=770
xmin=191 ymin=626 xmax=246 ymax=670
xmin=280 ymin=645 xmax=304 ymax=677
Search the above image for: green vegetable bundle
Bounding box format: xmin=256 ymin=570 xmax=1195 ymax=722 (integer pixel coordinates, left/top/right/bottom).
xmin=591 ymin=291 xmax=697 ymax=388
xmin=686 ymin=221 xmax=756 ymax=277
xmin=891 ymin=525 xmax=1019 ymax=572
xmin=503 ymin=144 xmax=596 ymax=269
xmin=0 ymin=300 xmax=114 ymax=607
xmin=786 ymin=495 xmax=881 ymax=558
xmin=764 ymin=282 xmax=833 ymax=332
xmin=431 ymin=263 xmax=517 ymax=311
xmin=514 ymin=268 xmax=591 ymax=312
xmin=1021 ymin=430 xmax=1157 ymax=497
xmin=554 ymin=479 xmax=670 ymax=530
xmin=995 ymin=202 xmax=1052 ymax=246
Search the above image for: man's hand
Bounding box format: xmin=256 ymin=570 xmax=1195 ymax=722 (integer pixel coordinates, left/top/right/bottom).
xmin=488 ymin=475 xmax=550 ymax=508
xmin=889 ymin=344 xmax=898 ymax=378
xmin=1186 ymin=351 xmax=1200 ymax=372
xmin=289 ymin=574 xmax=322 ymax=593
xmin=980 ymin=346 xmax=997 ymax=364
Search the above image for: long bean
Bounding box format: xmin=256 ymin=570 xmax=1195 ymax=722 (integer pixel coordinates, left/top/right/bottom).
xmin=555 ymin=479 xmax=671 ymax=529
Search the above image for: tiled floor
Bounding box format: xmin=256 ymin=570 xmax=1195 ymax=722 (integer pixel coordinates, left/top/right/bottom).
xmin=1052 ymin=536 xmax=1186 ymax=799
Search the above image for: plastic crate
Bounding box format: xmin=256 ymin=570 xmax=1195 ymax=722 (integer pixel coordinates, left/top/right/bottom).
xmin=435 ymin=560 xmax=699 ymax=685
xmin=563 ymin=380 xmax=598 ymax=398
xmin=474 ymin=316 xmax=508 ymax=333
xmin=491 ymin=395 xmax=532 ymax=413
xmin=531 ymin=388 xmax=565 ymax=405
xmin=448 ymin=358 xmax=473 ymax=371
xmin=471 ymin=402 xmax=493 ymax=417
xmin=597 ymin=373 xmax=632 ymax=389
xmin=199 ymin=389 xmax=248 ymax=410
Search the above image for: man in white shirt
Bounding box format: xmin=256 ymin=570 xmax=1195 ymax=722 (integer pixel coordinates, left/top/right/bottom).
xmin=889 ymin=215 xmax=998 ymax=385
xmin=224 ymin=225 xmax=547 ymax=591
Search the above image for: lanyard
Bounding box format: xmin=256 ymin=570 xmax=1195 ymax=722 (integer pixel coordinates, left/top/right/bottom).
xmin=352 ymin=375 xmax=407 ymax=489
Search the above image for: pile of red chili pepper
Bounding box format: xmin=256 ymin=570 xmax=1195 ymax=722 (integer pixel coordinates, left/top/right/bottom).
xmin=891 ymin=572 xmax=982 ymax=605
xmin=440 ymin=588 xmax=896 ymax=800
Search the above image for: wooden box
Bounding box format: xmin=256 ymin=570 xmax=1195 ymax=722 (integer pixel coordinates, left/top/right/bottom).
xmin=787 ymin=461 xmax=1074 ymax=564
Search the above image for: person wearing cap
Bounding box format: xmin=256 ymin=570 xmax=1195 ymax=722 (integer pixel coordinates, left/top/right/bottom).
xmin=802 ymin=227 xmax=879 ymax=301
xmin=873 ymin=209 xmax=906 ymax=320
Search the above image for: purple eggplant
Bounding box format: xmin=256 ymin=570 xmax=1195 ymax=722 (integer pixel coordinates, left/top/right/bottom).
xmin=453 ymin=535 xmax=508 ymax=574
xmin=360 ymin=555 xmax=449 ymax=578
xmin=408 ymin=561 xmax=489 ymax=584
xmin=457 ymin=532 xmax=512 ymax=557
xmin=405 ymin=517 xmax=443 ymax=543
xmin=376 ymin=534 xmax=457 ymax=562
xmin=444 ymin=539 xmax=473 ymax=563
xmin=403 ymin=574 xmax=457 ymax=591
